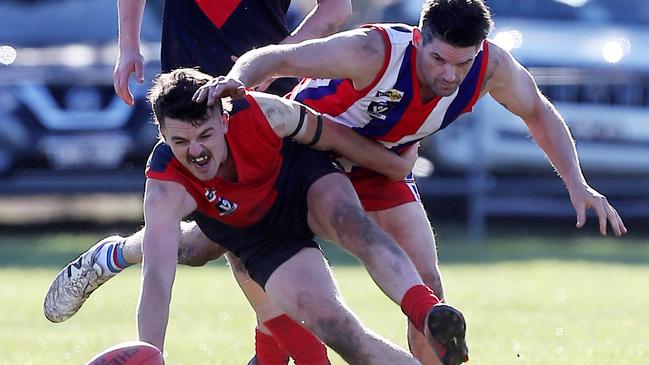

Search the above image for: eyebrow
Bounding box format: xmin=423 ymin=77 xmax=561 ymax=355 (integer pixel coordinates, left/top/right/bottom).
xmin=432 ymin=52 xmax=476 ymax=64
xmin=169 ymin=127 xmax=216 ymax=142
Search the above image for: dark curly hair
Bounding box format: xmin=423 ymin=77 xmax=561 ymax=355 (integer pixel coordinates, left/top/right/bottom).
xmin=147 ymin=68 xmax=222 ymax=130
xmin=420 ymin=0 xmax=493 ymax=47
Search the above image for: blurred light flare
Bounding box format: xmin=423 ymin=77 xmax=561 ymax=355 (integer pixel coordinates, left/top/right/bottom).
xmin=555 ymin=0 xmax=589 ymax=7
xmin=492 ymin=30 xmax=524 ymax=51
xmin=602 ymin=38 xmax=631 ymax=64
xmin=0 ymin=45 xmax=17 ymax=65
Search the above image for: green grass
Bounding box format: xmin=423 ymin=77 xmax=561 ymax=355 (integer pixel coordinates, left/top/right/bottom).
xmin=1 ymin=232 xmax=649 ymax=364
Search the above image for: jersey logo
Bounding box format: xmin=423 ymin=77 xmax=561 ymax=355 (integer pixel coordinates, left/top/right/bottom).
xmin=375 ymin=89 xmax=404 ymax=102
xmin=367 ymin=101 xmax=394 ymax=120
xmin=205 ymin=188 xmax=238 ymax=216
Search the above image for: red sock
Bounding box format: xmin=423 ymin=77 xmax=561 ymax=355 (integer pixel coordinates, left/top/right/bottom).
xmin=400 ymin=284 xmax=440 ymax=333
xmin=255 ymin=328 xmax=289 ymax=365
xmin=263 ymin=314 xmax=331 ymax=365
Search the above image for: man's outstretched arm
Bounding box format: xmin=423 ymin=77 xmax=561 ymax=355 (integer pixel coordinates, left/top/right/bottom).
xmin=485 ymin=42 xmax=627 ymax=236
xmin=193 ymin=27 xmax=387 ymax=104
xmin=138 ymin=179 xmax=196 ymax=349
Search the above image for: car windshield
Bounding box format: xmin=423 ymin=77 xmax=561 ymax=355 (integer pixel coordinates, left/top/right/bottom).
xmin=487 ymin=0 xmax=649 ymax=25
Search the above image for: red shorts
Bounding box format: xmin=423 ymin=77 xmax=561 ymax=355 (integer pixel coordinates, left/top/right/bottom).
xmin=347 ymin=168 xmax=421 ymax=212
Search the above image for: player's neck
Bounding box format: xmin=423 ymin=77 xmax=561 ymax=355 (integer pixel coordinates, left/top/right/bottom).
xmin=216 ymin=146 xmax=238 ymax=182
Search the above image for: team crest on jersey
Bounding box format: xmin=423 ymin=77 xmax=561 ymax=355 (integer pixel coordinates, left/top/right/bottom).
xmin=375 ymin=89 xmax=404 ymax=102
xmin=205 ymin=188 xmax=238 ymax=216
xmin=367 ymin=100 xmax=394 ymax=120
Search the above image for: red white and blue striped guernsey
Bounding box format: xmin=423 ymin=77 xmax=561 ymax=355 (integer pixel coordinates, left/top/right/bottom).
xmin=289 ymin=23 xmax=489 ymax=211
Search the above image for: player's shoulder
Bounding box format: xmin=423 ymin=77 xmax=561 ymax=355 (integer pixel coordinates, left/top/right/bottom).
xmin=483 ymin=39 xmax=521 ymax=89
xmin=147 ymin=141 xmax=175 ymax=173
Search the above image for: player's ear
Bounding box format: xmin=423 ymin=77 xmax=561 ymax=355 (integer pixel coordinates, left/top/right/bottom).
xmin=221 ymin=112 xmax=229 ymax=134
xmin=412 ymin=27 xmax=423 ymax=47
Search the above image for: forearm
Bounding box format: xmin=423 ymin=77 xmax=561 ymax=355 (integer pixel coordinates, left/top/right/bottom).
xmin=117 ymin=0 xmax=146 ymax=51
xmin=137 ymin=271 xmax=173 ymax=350
xmin=283 ymin=0 xmax=351 ymax=44
xmin=228 ymin=48 xmax=289 ymax=88
xmin=527 ymin=101 xmax=587 ymax=190
xmin=318 ymin=122 xmax=411 ymax=180
xmin=137 ymin=222 xmax=179 ymax=351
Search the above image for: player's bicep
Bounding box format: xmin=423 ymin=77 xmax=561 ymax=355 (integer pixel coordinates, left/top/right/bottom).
xmin=253 ymin=92 xmax=307 ymax=138
xmin=144 ymin=179 xmax=196 ymax=227
xmin=272 ymin=28 xmax=384 ymax=83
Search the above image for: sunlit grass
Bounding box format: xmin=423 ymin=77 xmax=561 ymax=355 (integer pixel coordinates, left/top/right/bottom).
xmin=1 ymin=233 xmax=648 ymax=364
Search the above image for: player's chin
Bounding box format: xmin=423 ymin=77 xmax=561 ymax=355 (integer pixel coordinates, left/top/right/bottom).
xmin=190 ymin=164 xmax=215 ymax=181
xmin=436 ymin=86 xmax=458 ymax=97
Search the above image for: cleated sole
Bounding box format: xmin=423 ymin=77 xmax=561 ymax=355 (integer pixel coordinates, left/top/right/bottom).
xmin=426 ymin=304 xmax=469 ymax=365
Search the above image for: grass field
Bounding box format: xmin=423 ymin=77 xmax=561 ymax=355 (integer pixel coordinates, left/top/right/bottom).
xmin=1 ymin=229 xmax=649 ymax=364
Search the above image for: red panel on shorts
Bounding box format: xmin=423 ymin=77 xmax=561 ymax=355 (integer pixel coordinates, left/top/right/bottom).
xmin=348 ymin=168 xmax=420 ymax=212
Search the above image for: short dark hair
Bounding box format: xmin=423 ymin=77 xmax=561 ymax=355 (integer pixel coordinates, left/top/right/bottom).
xmin=420 ymin=0 xmax=493 ymax=47
xmin=147 ymin=68 xmax=222 ymax=130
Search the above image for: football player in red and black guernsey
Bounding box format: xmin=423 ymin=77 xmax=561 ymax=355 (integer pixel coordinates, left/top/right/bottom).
xmin=112 ymin=0 xmax=351 ymax=363
xmin=137 ymin=68 xmax=466 ymax=364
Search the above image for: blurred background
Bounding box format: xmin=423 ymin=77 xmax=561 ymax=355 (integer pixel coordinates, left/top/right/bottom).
xmin=1 ymin=1 xmax=649 ymax=364
xmin=0 ymin=0 xmax=647 ymax=241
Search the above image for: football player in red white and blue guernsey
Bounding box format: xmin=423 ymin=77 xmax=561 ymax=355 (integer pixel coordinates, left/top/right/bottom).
xmin=193 ymin=0 xmax=627 ymax=363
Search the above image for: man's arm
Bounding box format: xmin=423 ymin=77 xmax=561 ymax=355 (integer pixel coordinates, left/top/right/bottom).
xmin=253 ymin=92 xmax=416 ymax=181
xmin=194 ymin=28 xmax=386 ymax=104
xmin=281 ymin=0 xmax=351 ymax=45
xmin=138 ymin=178 xmax=197 ymax=349
xmin=114 ymin=0 xmax=147 ymax=106
xmin=485 ymin=42 xmax=626 ymax=236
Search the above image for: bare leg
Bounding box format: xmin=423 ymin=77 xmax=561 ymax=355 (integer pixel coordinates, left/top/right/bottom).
xmin=120 ymin=221 xmax=225 ymax=266
xmin=265 ymin=248 xmax=419 ymax=365
xmin=306 ymin=173 xmax=424 ymax=303
xmin=226 ymin=252 xmax=283 ymax=332
xmin=368 ymin=202 xmax=444 ymax=365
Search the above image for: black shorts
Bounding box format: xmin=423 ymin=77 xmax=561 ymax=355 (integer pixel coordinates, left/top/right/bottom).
xmin=193 ymin=141 xmax=341 ymax=288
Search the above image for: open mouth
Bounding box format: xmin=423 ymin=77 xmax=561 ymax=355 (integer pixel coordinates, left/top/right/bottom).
xmin=190 ymin=154 xmax=211 ymax=169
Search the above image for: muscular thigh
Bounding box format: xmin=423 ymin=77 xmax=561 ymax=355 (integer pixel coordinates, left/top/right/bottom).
xmin=264 ymin=247 xmax=343 ymax=321
xmin=366 ymin=202 xmax=442 ymax=293
xmin=306 ymin=172 xmax=366 ymax=242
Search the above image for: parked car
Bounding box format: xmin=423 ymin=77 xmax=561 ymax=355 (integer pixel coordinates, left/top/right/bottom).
xmin=421 ymin=0 xmax=649 ymax=178
xmin=0 ymin=0 xmax=162 ymax=191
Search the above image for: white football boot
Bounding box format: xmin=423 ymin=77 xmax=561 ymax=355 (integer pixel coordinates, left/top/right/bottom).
xmin=43 ymin=235 xmax=124 ymax=322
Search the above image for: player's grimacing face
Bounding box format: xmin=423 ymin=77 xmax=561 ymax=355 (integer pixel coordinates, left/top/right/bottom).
xmin=414 ymin=34 xmax=480 ymax=97
xmin=161 ymin=112 xmax=229 ymax=181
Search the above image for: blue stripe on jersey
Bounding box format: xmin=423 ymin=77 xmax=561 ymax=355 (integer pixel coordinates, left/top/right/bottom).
xmin=439 ymin=50 xmax=485 ymax=130
xmin=353 ymin=45 xmax=414 ymax=137
xmin=391 ymin=25 xmax=412 ymax=33
xmin=294 ymin=79 xmax=345 ymax=103
xmin=147 ymin=143 xmax=174 ymax=173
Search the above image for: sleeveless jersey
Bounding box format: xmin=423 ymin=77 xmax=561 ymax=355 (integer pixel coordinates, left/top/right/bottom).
xmin=161 ymin=0 xmax=295 ymax=94
xmin=145 ymin=94 xmax=283 ymax=228
xmin=290 ymin=23 xmax=489 ymax=152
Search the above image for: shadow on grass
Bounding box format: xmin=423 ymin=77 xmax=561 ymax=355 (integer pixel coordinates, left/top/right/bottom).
xmin=1 ymin=226 xmax=648 ymax=269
